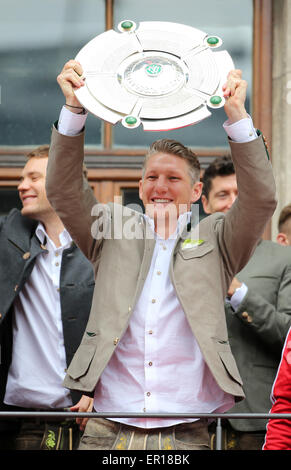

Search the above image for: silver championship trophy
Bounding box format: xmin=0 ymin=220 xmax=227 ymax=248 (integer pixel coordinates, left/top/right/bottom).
xmin=74 ymin=21 xmax=234 ymax=131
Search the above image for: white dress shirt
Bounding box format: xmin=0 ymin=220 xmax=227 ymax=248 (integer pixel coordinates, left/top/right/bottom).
xmin=57 ymin=106 xmax=257 ymax=427
xmin=4 ymin=224 xmax=73 ymax=409
xmin=94 ymin=215 xmax=234 ymax=428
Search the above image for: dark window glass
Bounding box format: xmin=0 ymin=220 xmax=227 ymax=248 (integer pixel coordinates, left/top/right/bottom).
xmin=122 ymin=188 xmax=144 ymax=213
xmin=0 ymin=0 xmax=105 ymax=146
xmin=0 ymin=188 xmax=22 ymax=216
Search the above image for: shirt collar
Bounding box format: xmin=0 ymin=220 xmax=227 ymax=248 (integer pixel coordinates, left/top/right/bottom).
xmin=35 ymin=223 xmax=72 ymax=249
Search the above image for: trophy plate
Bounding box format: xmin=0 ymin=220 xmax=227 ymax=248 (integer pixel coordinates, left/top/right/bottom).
xmin=74 ymin=21 xmax=234 ymax=131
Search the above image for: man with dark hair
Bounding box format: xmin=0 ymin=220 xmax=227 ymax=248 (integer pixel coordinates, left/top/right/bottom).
xmin=0 ymin=146 xmax=94 ymax=450
xmin=201 ymin=156 xmax=236 ymax=214
xmin=202 ymin=156 xmax=291 ymax=450
xmin=45 ymin=60 xmax=276 ymax=450
xmin=277 ymin=203 xmax=291 ymax=246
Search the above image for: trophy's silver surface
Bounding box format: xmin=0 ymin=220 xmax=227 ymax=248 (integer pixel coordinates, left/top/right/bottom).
xmin=74 ymin=21 xmax=234 ymax=131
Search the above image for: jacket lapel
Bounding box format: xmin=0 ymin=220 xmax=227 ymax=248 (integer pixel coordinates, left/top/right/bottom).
xmin=7 ymin=212 xmax=46 ymax=263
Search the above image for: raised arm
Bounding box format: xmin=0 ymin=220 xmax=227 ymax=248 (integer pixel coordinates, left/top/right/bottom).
xmin=216 ymin=70 xmax=277 ymax=277
xmin=46 ymin=60 xmax=111 ymax=262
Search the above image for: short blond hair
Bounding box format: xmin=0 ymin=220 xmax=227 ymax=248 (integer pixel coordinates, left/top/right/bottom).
xmin=26 ymin=145 xmax=50 ymax=159
xmin=25 ymin=145 xmax=88 ymax=179
xmin=142 ymin=138 xmax=200 ymax=185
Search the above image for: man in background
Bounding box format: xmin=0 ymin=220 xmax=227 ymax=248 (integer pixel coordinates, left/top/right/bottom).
xmin=0 ymin=145 xmax=94 ymax=450
xmin=202 ymin=156 xmax=291 ymax=450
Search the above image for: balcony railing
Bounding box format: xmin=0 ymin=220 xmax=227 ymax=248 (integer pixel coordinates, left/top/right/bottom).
xmin=1 ymin=411 xmax=291 ymax=450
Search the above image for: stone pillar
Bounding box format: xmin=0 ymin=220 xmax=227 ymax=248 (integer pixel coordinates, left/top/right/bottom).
xmin=272 ymin=0 xmax=291 ymax=239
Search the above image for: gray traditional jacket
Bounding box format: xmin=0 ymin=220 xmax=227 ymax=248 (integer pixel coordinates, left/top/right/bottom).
xmin=0 ymin=209 xmax=95 ymax=409
xmin=46 ymin=127 xmax=276 ymax=405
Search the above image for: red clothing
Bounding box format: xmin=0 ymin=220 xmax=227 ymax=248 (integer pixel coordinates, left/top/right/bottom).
xmin=263 ymin=327 xmax=291 ymax=449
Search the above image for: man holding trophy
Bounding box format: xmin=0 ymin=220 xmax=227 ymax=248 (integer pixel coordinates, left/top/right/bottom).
xmin=45 ymin=41 xmax=276 ymax=450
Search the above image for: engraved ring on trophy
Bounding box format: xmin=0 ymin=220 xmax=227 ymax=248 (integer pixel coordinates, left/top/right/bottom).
xmin=74 ymin=21 xmax=234 ymax=131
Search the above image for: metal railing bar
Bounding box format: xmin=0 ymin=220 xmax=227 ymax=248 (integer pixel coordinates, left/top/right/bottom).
xmin=1 ymin=412 xmax=291 ymax=419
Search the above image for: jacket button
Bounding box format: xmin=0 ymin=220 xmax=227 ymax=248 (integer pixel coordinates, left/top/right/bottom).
xmin=242 ymin=312 xmax=248 ymax=319
xmin=22 ymin=251 xmax=31 ymax=260
xmin=40 ymin=244 xmax=47 ymax=250
xmin=113 ymin=337 xmax=119 ymax=346
xmin=14 ymin=285 xmax=18 ymax=292
xmin=0 ymin=313 xmax=2 ymax=319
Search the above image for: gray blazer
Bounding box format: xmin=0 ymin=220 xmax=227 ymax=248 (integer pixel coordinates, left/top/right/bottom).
xmin=46 ymin=127 xmax=276 ymax=405
xmin=225 ymin=239 xmax=291 ymax=431
xmin=0 ymin=209 xmax=95 ymax=414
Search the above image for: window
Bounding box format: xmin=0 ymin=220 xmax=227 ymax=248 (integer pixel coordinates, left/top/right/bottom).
xmin=0 ymin=187 xmax=21 ymax=215
xmin=0 ymin=0 xmax=105 ymax=146
xmin=0 ymin=0 xmax=272 ymax=231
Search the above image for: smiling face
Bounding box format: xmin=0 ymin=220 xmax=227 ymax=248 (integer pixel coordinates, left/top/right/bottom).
xmin=18 ymin=157 xmax=54 ymax=222
xmin=201 ymin=174 xmax=238 ymax=214
xmin=139 ymin=152 xmax=202 ymax=230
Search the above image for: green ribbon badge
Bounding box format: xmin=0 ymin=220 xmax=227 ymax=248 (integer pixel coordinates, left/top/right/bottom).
xmin=181 ymin=239 xmax=204 ymax=250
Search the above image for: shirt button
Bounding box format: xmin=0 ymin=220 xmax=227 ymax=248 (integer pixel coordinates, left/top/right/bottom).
xmin=143 ymin=408 xmax=146 ymax=412
xmin=55 ymin=262 xmax=59 ymax=267
xmin=55 ymin=252 xmax=59 ymax=257
xmin=146 ymin=392 xmax=151 ymax=397
xmin=151 ymin=299 xmax=156 ymax=304
xmin=157 ymin=271 xmax=161 ymax=275
xmin=162 ymin=245 xmax=167 ymax=250
xmin=148 ymin=330 xmax=153 ymax=335
xmin=148 ymin=362 xmax=153 ymax=366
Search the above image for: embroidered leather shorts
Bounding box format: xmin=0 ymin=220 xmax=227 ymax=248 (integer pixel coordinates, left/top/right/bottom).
xmin=78 ymin=417 xmax=210 ymax=450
